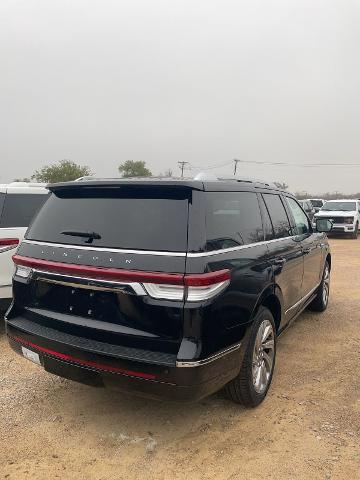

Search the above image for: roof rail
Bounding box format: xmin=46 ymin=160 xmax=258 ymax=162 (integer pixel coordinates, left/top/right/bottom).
xmin=7 ymin=181 xmax=48 ymax=187
xmin=218 ymin=177 xmax=276 ymax=188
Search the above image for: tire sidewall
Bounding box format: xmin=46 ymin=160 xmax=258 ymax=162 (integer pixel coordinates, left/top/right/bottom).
xmin=320 ymin=261 xmax=330 ymax=309
xmin=242 ymin=307 xmax=277 ymax=406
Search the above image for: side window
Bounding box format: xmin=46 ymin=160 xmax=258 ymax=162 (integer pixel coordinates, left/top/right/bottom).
xmin=258 ymin=195 xmax=274 ymax=241
xmin=285 ymin=197 xmax=311 ymax=235
xmin=0 ymin=193 xmax=48 ymax=228
xmin=205 ymin=192 xmax=263 ymax=250
xmin=262 ymin=194 xmax=291 ymax=239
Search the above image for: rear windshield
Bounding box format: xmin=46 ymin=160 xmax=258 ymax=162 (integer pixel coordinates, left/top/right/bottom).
xmin=26 ymin=187 xmax=190 ymax=252
xmin=0 ymin=193 xmax=48 ymax=228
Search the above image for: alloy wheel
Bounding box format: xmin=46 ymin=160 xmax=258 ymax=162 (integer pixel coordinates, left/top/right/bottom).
xmin=322 ymin=265 xmax=330 ymax=306
xmin=252 ymin=319 xmax=275 ymax=394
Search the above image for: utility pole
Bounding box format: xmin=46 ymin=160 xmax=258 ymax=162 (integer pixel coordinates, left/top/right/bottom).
xmin=233 ymin=158 xmax=241 ymax=176
xmin=178 ymin=161 xmax=189 ymax=178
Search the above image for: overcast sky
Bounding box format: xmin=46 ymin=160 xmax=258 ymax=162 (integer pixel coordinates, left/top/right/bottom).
xmin=1 ymin=0 xmax=360 ymax=193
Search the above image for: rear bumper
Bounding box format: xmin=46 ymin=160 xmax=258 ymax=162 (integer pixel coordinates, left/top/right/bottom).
xmin=6 ymin=316 xmax=241 ymax=402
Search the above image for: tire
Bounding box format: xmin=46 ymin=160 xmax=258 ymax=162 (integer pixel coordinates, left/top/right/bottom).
xmin=352 ymin=223 xmax=359 ymax=239
xmin=225 ymin=307 xmax=276 ymax=407
xmin=308 ymin=261 xmax=330 ymax=312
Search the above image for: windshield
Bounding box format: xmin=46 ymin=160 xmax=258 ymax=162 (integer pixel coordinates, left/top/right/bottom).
xmin=26 ymin=187 xmax=190 ymax=252
xmin=321 ymin=201 xmax=356 ymax=212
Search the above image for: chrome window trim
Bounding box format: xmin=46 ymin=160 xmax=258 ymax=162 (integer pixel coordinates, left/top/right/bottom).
xmin=176 ymin=342 xmax=241 ymax=368
xmin=22 ymin=240 xmax=187 ymax=257
xmin=187 ymin=236 xmax=297 ymax=257
xmin=23 ymin=236 xmax=298 ymax=259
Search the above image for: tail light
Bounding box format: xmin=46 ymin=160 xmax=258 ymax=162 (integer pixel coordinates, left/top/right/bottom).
xmin=143 ymin=270 xmax=231 ymax=301
xmin=0 ymin=238 xmax=19 ymax=252
xmin=13 ymin=255 xmax=231 ymax=302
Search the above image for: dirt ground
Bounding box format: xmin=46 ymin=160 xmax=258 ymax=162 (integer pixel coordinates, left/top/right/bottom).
xmin=0 ymin=238 xmax=359 ymax=480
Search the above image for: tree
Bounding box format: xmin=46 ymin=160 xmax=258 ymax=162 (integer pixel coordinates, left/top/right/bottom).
xmin=274 ymin=181 xmax=289 ymax=190
xmin=118 ymin=160 xmax=152 ymax=178
xmin=31 ymin=160 xmax=91 ymax=183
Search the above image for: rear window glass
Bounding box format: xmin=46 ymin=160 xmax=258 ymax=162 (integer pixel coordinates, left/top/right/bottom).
xmin=205 ymin=192 xmax=263 ymax=250
xmin=0 ymin=193 xmax=48 ymax=228
xmin=26 ymin=187 xmax=190 ymax=252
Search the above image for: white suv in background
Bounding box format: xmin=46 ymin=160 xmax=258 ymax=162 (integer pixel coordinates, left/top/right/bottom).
xmin=0 ymin=183 xmax=48 ymax=309
xmin=314 ymin=199 xmax=360 ymax=239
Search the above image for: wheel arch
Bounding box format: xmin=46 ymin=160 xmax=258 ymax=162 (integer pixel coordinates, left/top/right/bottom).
xmin=253 ymin=287 xmax=283 ymax=333
xmin=326 ymin=252 xmax=332 ymax=271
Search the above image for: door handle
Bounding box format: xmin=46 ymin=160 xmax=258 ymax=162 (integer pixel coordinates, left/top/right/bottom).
xmin=303 ymin=248 xmax=312 ymax=255
xmin=274 ymin=257 xmax=286 ymax=266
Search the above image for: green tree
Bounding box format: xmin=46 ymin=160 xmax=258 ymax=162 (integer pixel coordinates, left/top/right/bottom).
xmin=274 ymin=181 xmax=289 ymax=190
xmin=31 ymin=160 xmax=91 ymax=183
xmin=118 ymin=160 xmax=152 ymax=178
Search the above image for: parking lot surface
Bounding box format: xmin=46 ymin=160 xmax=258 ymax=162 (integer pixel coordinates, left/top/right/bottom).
xmin=1 ymin=238 xmax=359 ymax=480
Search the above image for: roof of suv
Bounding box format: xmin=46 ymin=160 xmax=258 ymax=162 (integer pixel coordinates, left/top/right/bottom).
xmin=48 ymin=177 xmax=286 ymax=193
xmin=0 ymin=182 xmax=48 ymax=194
xmin=323 ymin=199 xmax=358 ymax=203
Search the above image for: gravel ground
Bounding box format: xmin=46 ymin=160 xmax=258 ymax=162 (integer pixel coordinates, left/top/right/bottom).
xmin=0 ymin=238 xmax=359 ymax=480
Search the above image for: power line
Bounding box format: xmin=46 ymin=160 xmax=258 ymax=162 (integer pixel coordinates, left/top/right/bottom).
xmin=234 ymin=159 xmax=360 ymax=168
xmin=188 ymin=160 xmax=233 ymax=170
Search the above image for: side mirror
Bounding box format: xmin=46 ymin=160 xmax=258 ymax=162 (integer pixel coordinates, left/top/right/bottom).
xmin=316 ymin=218 xmax=333 ymax=233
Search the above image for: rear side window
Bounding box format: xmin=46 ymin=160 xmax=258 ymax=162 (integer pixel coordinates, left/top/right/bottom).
xmin=0 ymin=193 xmax=48 ymax=228
xmin=262 ymin=194 xmax=291 ymax=239
xmin=205 ymin=192 xmax=263 ymax=250
xmin=26 ymin=187 xmax=190 ymax=252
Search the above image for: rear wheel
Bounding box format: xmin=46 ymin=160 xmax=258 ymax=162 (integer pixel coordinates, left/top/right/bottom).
xmin=225 ymin=307 xmax=276 ymax=407
xmin=308 ymin=261 xmax=330 ymax=312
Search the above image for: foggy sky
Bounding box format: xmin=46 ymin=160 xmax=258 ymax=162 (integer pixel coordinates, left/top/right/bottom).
xmin=1 ymin=0 xmax=360 ymax=193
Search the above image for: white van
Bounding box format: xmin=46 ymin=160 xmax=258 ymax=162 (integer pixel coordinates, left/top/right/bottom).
xmin=0 ymin=183 xmax=48 ymax=309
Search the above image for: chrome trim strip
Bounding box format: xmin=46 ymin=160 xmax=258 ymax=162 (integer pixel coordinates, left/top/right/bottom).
xmin=23 ymin=236 xmax=298 ymax=258
xmin=31 ymin=269 xmax=147 ymax=295
xmin=285 ymin=283 xmax=320 ymax=315
xmin=176 ymin=342 xmax=241 ymax=368
xmin=187 ymin=236 xmax=297 ymax=257
xmin=22 ymin=240 xmax=186 ymax=257
xmin=0 ymin=245 xmax=19 ymax=254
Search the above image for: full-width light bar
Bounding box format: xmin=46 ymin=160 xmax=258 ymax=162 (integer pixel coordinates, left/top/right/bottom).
xmin=13 ymin=255 xmax=231 ymax=301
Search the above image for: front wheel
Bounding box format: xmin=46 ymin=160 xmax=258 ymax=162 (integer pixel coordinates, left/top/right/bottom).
xmin=352 ymin=223 xmax=359 ymax=239
xmin=225 ymin=307 xmax=276 ymax=407
xmin=308 ymin=261 xmax=330 ymax=312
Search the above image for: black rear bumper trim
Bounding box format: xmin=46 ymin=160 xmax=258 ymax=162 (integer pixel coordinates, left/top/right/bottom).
xmin=6 ymin=316 xmax=177 ymax=367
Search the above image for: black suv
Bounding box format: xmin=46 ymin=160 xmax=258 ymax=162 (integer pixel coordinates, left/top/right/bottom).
xmin=6 ymin=178 xmax=332 ymax=407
